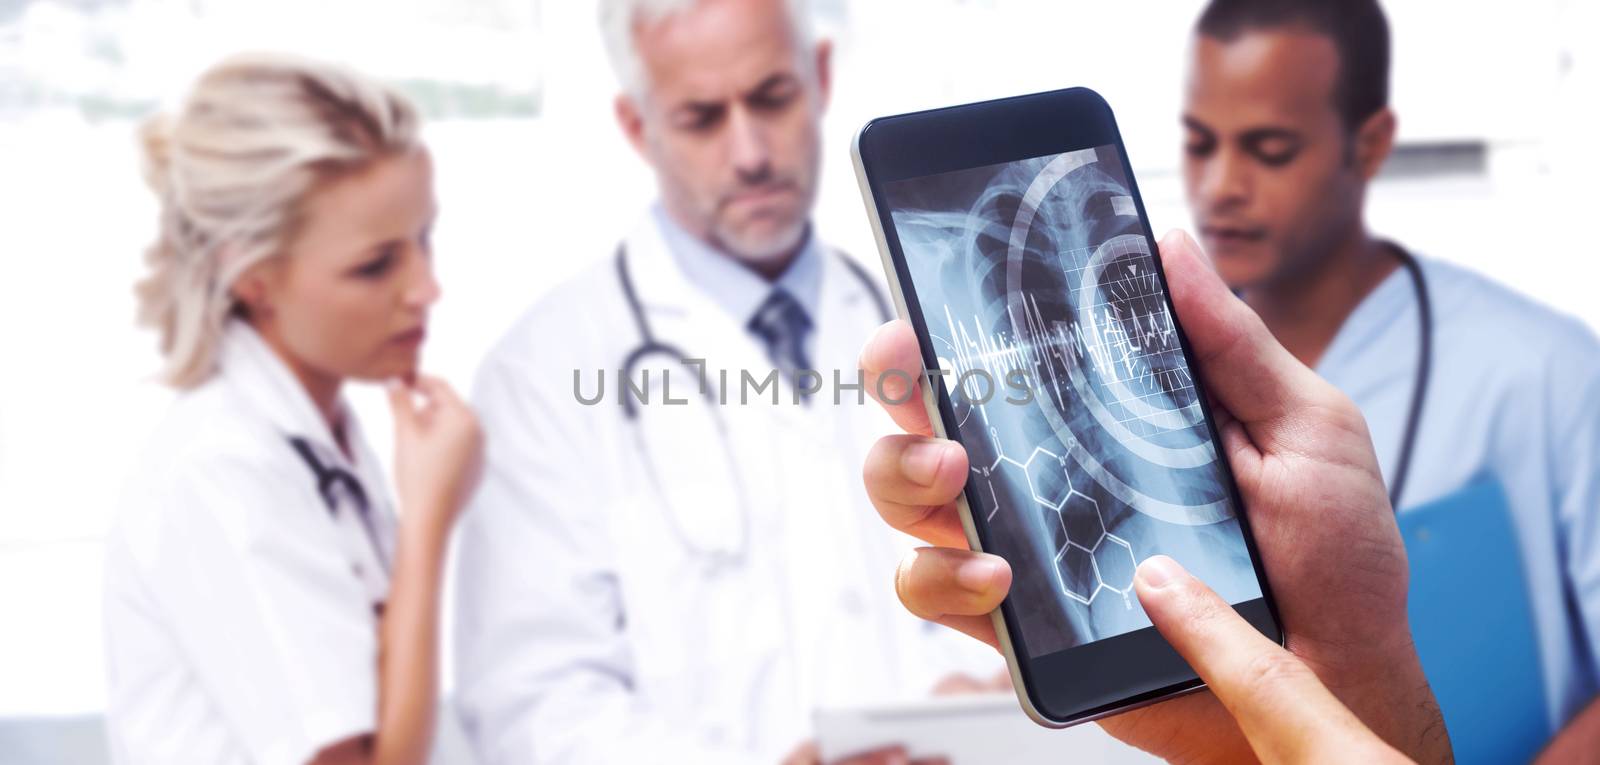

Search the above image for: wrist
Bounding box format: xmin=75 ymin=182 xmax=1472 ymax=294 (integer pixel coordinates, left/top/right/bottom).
xmin=396 ymin=482 xmax=460 ymax=527
xmin=1325 ymin=632 xmax=1451 ymax=764
xmin=396 ymin=504 xmax=453 ymax=559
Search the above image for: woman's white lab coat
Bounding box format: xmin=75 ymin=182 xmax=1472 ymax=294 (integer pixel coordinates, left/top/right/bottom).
xmin=103 ymin=321 xmax=397 ymax=765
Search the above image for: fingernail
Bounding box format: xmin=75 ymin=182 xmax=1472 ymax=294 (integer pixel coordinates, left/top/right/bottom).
xmin=1169 ymin=229 xmax=1211 ymax=266
xmin=1137 ymin=555 xmax=1183 ymax=589
xmin=901 ymin=440 xmax=952 ymax=486
xmin=957 ymin=556 xmax=1003 ymax=594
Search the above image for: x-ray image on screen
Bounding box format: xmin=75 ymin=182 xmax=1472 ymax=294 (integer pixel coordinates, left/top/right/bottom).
xmin=885 ymin=145 xmax=1263 ymax=656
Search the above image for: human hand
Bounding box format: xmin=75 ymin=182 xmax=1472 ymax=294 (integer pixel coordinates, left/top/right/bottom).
xmin=858 ymin=231 xmax=1449 ymax=764
xmin=1131 ymin=553 xmax=1410 ymax=763
xmin=388 ymin=375 xmax=483 ymax=537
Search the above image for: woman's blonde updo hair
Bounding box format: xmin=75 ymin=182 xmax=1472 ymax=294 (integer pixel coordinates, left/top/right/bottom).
xmin=136 ymin=52 xmax=421 ymax=388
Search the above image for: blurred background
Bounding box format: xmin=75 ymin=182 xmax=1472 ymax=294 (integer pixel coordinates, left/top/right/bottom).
xmin=0 ymin=0 xmax=1595 ymax=754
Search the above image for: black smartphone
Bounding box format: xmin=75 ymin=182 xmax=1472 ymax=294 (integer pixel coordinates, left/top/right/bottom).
xmin=852 ymin=87 xmax=1281 ymax=727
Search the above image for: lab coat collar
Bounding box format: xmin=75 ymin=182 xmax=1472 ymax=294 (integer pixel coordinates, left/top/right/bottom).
xmin=812 ymin=246 xmax=884 ymax=371
xmin=217 ymin=320 xmax=361 ymax=468
xmin=623 ymin=215 xmax=709 ymax=316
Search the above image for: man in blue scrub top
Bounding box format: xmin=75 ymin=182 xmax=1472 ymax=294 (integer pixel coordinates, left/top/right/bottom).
xmin=1181 ymin=0 xmax=1600 ymax=757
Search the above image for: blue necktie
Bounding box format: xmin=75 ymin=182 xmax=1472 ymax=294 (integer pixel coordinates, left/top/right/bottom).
xmin=748 ymin=288 xmax=814 ymax=402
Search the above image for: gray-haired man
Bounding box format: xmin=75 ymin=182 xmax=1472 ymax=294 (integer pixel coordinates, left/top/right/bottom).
xmin=453 ymin=1 xmax=997 ymax=763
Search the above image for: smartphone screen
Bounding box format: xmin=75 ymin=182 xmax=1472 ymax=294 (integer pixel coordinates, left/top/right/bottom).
xmin=884 ymin=142 xmax=1262 ymax=652
xmin=856 ymin=88 xmax=1278 ymax=723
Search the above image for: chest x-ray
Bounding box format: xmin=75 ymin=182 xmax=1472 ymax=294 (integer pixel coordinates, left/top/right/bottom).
xmin=886 ymin=145 xmax=1262 ymax=656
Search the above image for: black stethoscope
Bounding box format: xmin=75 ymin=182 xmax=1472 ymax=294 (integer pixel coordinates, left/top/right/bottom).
xmin=1228 ymin=245 xmax=1432 ymax=508
xmin=288 ymin=437 xmax=392 ymax=606
xmin=612 ymin=243 xmax=891 ymax=565
xmin=1389 ymin=244 xmax=1433 ymax=510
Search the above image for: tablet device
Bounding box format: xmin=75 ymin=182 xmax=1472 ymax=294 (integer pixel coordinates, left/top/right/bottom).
xmin=814 ymin=693 xmax=1160 ymax=764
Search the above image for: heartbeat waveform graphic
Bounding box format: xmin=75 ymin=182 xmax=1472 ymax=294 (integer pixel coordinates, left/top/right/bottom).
xmin=938 ymin=243 xmax=1194 ymax=426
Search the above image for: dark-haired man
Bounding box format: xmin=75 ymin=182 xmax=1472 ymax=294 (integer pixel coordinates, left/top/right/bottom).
xmin=1183 ymin=0 xmax=1600 ymax=758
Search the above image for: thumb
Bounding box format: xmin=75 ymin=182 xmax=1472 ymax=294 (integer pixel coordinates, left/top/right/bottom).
xmin=1156 ymin=230 xmax=1336 ymax=438
xmin=859 ymin=320 xmax=936 ymax=437
xmin=1134 ymin=556 xmax=1396 ymax=763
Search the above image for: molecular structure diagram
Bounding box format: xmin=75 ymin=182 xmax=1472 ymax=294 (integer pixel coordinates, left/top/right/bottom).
xmin=972 ymin=427 xmax=1137 ymax=609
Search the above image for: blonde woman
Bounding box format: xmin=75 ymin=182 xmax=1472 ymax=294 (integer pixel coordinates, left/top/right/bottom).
xmin=103 ymin=53 xmax=481 ymax=765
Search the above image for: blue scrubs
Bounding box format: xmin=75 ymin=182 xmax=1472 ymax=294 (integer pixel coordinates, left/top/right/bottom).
xmin=1317 ymin=255 xmax=1600 ymax=733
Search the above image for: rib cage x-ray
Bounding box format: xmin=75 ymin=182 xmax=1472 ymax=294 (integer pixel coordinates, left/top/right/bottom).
xmin=886 ymin=145 xmax=1263 ymax=656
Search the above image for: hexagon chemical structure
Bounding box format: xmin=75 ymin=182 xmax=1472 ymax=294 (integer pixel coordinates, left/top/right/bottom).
xmin=976 ymin=427 xmax=1140 ymax=608
xmin=1054 ymin=543 xmax=1096 ymax=604
xmin=1092 ymin=534 xmax=1137 ymax=609
xmin=1059 ymin=490 xmax=1105 ymax=551
xmin=1023 ymin=448 xmax=1071 ymax=511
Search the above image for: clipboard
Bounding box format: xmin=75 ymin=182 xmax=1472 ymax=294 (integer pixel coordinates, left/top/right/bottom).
xmin=1399 ymin=479 xmax=1548 ymax=764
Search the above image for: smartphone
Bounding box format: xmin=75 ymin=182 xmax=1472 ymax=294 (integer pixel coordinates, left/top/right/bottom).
xmin=852 ymin=87 xmax=1282 ymax=727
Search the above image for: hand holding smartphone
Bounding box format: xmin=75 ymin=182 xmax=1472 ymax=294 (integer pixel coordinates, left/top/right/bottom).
xmin=852 ymin=87 xmax=1282 ymax=726
xmin=857 ymin=91 xmax=1459 ymax=765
